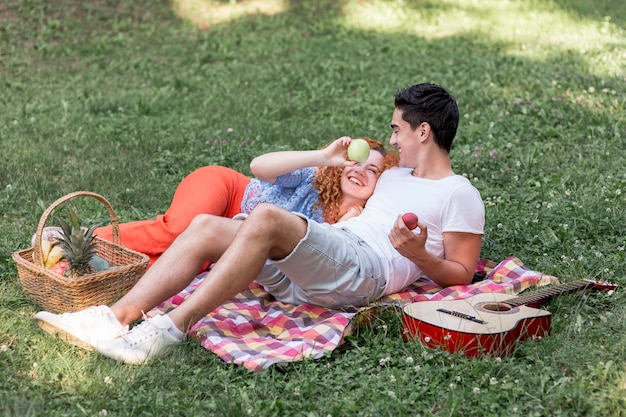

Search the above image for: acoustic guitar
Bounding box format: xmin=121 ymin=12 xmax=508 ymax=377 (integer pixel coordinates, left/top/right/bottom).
xmin=401 ymin=279 xmax=617 ymax=358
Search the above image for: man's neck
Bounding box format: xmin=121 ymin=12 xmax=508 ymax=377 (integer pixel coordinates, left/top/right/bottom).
xmin=409 ymin=151 xmax=454 ymax=180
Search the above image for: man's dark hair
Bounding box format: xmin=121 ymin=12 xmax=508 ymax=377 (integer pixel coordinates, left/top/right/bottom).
xmin=394 ymin=83 xmax=459 ymax=153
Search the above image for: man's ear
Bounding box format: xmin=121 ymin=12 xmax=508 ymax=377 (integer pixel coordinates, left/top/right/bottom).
xmin=418 ymin=122 xmax=431 ymax=142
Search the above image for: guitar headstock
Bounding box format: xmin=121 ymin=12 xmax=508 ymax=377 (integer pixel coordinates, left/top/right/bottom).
xmin=583 ymin=279 xmax=618 ymax=292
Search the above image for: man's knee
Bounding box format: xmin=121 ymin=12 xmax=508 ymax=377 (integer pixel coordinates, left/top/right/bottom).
xmin=189 ymin=213 xmax=213 ymax=228
xmin=247 ymin=203 xmax=291 ymax=224
xmin=246 ymin=204 xmax=307 ymax=256
xmin=185 ymin=214 xmax=223 ymax=238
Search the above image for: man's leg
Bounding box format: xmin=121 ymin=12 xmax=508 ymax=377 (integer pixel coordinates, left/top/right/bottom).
xmin=111 ymin=213 xmax=245 ymax=326
xmin=96 ymin=204 xmax=309 ymax=364
xmin=167 ymin=204 xmax=308 ymax=332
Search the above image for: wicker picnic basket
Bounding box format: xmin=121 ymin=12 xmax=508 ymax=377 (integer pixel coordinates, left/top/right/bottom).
xmin=12 ymin=191 xmax=149 ymax=313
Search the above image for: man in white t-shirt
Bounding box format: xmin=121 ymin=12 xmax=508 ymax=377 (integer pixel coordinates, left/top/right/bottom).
xmin=34 ymin=83 xmax=485 ymax=364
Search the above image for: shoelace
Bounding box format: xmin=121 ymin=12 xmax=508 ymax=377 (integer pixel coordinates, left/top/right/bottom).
xmin=62 ymin=305 xmax=106 ymax=318
xmin=121 ymin=317 xmax=169 ymax=347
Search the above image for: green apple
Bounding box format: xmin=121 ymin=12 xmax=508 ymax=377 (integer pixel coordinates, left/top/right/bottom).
xmin=347 ymin=139 xmax=370 ymax=164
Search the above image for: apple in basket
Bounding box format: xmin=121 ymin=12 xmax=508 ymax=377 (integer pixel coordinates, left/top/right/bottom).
xmin=49 ymin=260 xmax=70 ymax=276
xmin=402 ymin=212 xmax=419 ymax=230
xmin=347 ymin=138 xmax=370 ymax=165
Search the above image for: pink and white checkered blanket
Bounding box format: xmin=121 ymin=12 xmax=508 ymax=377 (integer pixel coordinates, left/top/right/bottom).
xmin=149 ymin=257 xmax=557 ymax=371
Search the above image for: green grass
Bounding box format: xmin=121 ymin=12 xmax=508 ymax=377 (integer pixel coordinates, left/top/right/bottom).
xmin=1 ymin=0 xmax=625 ymax=415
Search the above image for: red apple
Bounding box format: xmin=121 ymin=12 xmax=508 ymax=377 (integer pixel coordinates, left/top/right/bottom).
xmin=402 ymin=212 xmax=419 ymax=230
xmin=49 ymin=260 xmax=70 ymax=276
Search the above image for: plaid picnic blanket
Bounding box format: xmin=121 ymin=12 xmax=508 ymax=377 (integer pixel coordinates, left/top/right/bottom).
xmin=149 ymin=256 xmax=557 ymax=371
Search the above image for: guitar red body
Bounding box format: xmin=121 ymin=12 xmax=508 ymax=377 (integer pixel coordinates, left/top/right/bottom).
xmin=401 ymin=279 xmax=616 ymax=358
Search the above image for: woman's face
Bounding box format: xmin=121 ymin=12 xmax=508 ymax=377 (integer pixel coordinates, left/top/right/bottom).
xmin=340 ymin=149 xmax=385 ymax=202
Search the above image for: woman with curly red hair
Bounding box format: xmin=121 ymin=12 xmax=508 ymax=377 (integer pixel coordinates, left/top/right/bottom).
xmin=92 ymin=137 xmax=397 ymax=266
xmin=313 ymin=138 xmax=398 ymax=223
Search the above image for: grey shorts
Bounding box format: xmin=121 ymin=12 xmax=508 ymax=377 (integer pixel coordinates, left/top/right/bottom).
xmin=254 ymin=213 xmax=387 ymax=309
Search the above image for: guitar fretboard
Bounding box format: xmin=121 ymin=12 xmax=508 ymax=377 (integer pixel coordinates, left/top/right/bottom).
xmin=505 ymin=280 xmax=596 ymax=308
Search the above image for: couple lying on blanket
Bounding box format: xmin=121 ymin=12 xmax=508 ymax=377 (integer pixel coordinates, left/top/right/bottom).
xmin=34 ymin=83 xmax=487 ymax=366
xmin=153 ymin=256 xmax=557 ymax=371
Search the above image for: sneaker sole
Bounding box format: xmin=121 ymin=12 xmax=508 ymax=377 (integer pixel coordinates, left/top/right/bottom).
xmin=35 ymin=320 xmax=96 ymax=351
xmin=99 ymin=342 xmax=175 ymax=365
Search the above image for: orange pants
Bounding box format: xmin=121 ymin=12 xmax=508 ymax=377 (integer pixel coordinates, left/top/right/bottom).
xmin=95 ymin=166 xmax=251 ymax=267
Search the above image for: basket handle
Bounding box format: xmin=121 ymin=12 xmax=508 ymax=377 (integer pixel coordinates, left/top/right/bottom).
xmin=32 ymin=191 xmax=121 ymax=268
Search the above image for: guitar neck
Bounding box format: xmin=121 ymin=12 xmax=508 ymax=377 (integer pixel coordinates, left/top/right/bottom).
xmin=505 ymin=279 xmax=611 ymax=308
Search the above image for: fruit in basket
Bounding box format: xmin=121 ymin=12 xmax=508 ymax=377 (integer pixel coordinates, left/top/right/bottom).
xmin=56 ymin=207 xmax=99 ymax=277
xmin=49 ymin=260 xmax=70 ymax=276
xmin=40 ymin=239 xmax=52 ymax=261
xmin=32 ymin=238 xmax=64 ymax=268
xmin=44 ymin=245 xmax=64 ymax=268
xmin=33 ymin=239 xmax=52 ymax=265
xmin=89 ymin=255 xmax=112 ymax=272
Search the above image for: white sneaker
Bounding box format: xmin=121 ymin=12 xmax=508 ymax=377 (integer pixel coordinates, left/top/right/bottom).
xmin=34 ymin=305 xmax=128 ymax=350
xmin=96 ymin=314 xmax=185 ymax=365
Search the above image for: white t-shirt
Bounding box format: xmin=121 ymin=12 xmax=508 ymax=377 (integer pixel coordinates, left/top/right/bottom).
xmin=335 ymin=167 xmax=485 ymax=294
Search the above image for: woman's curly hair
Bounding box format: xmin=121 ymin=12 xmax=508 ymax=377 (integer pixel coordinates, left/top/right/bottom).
xmin=314 ymin=138 xmax=399 ymax=223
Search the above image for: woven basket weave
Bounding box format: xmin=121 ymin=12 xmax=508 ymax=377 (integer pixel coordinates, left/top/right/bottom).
xmin=12 ymin=191 xmax=149 ymax=313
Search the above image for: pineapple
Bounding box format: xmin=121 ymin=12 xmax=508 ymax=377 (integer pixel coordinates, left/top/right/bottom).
xmin=56 ymin=206 xmax=99 ymax=277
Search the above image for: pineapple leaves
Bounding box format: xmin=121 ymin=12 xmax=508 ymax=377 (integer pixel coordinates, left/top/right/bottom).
xmin=55 ymin=206 xmax=100 ymax=277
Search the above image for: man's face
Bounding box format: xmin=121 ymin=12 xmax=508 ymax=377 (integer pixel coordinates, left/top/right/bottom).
xmin=389 ymin=108 xmax=420 ymax=168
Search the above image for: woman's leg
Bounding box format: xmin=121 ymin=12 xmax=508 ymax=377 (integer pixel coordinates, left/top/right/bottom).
xmin=95 ymin=166 xmax=250 ymax=265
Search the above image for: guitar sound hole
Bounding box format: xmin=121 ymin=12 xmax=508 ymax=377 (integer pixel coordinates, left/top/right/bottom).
xmin=481 ymin=302 xmax=513 ymax=312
